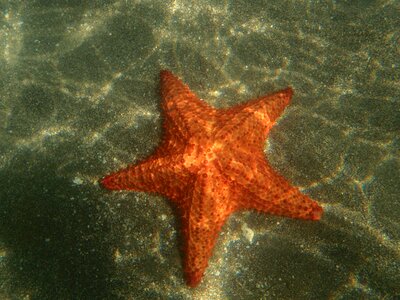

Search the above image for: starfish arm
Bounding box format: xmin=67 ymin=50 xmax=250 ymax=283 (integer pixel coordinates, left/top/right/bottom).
xmin=234 ymin=159 xmax=322 ymax=220
xmin=227 ymin=87 xmax=293 ymax=123
xmin=245 ymin=185 xmax=323 ymax=221
xmin=215 ymin=88 xmax=293 ymax=149
xmin=100 ymin=155 xmax=190 ymax=201
xmin=180 ymin=167 xmax=234 ymax=287
xmin=159 ymin=70 xmax=217 ymax=145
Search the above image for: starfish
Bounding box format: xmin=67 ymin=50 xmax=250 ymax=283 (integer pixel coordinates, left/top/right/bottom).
xmin=100 ymin=70 xmax=323 ymax=287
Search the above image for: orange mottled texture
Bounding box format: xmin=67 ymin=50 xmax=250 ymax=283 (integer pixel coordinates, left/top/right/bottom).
xmin=101 ymin=70 xmax=323 ymax=287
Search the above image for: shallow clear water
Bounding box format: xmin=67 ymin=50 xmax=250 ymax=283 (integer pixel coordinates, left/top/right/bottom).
xmin=0 ymin=1 xmax=399 ymax=299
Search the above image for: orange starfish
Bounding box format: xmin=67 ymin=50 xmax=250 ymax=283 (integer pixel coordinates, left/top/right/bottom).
xmin=101 ymin=70 xmax=323 ymax=287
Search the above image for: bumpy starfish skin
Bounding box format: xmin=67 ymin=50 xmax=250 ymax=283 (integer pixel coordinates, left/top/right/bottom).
xmin=101 ymin=70 xmax=323 ymax=287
